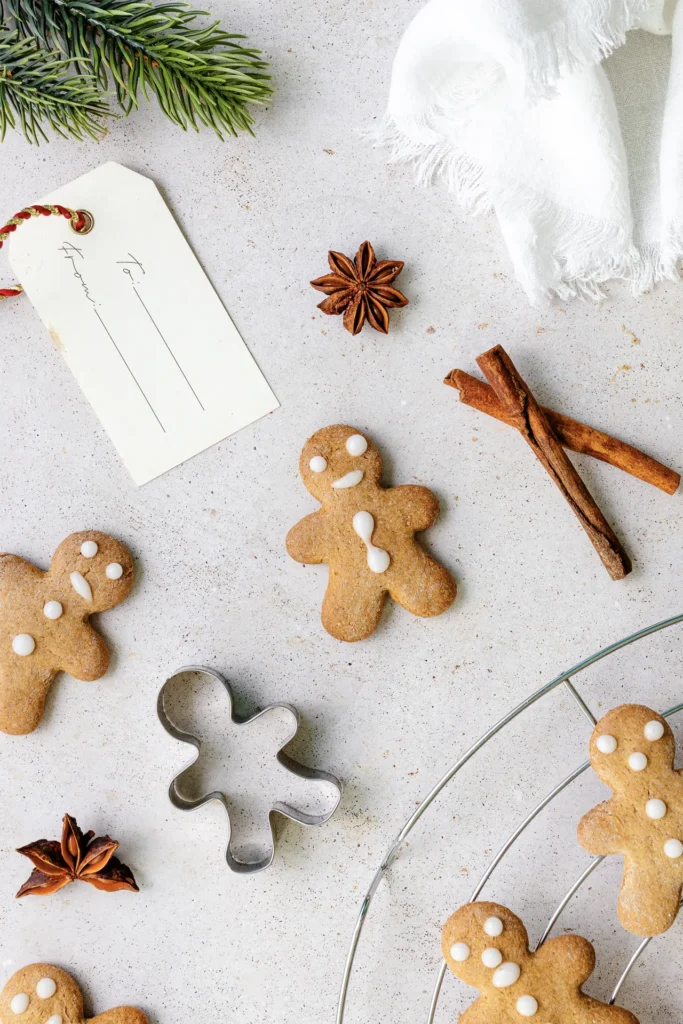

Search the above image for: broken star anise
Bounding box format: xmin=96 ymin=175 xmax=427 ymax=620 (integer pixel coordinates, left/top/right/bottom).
xmin=311 ymin=240 xmax=409 ymax=335
xmin=16 ymin=813 xmax=139 ymax=897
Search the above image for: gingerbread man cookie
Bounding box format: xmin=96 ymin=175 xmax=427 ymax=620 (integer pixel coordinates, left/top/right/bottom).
xmin=0 ymin=964 xmax=147 ymax=1024
xmin=0 ymin=531 xmax=134 ymax=735
xmin=286 ymin=425 xmax=456 ymax=641
xmin=442 ymin=902 xmax=639 ymax=1024
xmin=578 ymin=703 xmax=683 ymax=936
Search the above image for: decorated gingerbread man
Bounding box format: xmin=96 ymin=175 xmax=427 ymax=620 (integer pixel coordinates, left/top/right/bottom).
xmin=0 ymin=964 xmax=148 ymax=1024
xmin=0 ymin=531 xmax=134 ymax=735
xmin=286 ymin=425 xmax=457 ymax=641
xmin=442 ymin=902 xmax=639 ymax=1024
xmin=578 ymin=703 xmax=683 ymax=936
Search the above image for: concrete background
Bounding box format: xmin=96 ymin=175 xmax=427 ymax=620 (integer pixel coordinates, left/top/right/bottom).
xmin=0 ymin=3 xmax=682 ymax=1022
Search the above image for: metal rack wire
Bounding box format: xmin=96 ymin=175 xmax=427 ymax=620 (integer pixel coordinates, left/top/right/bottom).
xmin=336 ymin=611 xmax=683 ymax=1024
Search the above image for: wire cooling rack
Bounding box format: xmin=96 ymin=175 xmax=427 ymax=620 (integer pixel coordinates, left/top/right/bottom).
xmin=336 ymin=611 xmax=683 ymax=1024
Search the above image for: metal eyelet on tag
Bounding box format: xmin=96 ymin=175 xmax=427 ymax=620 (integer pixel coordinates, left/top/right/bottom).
xmin=71 ymin=210 xmax=95 ymax=235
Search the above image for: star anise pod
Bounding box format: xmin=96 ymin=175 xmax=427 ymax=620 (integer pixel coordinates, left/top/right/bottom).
xmin=311 ymin=240 xmax=409 ymax=335
xmin=16 ymin=813 xmax=139 ymax=897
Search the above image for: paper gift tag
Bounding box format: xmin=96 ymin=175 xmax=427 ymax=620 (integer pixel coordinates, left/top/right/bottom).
xmin=9 ymin=161 xmax=279 ymax=485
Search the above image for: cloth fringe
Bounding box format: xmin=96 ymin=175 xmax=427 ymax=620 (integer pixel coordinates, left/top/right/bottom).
xmin=554 ymin=247 xmax=683 ymax=303
xmin=518 ymin=0 xmax=651 ymax=101
xmin=375 ymin=114 xmax=683 ymax=304
xmin=373 ymin=116 xmax=491 ymax=214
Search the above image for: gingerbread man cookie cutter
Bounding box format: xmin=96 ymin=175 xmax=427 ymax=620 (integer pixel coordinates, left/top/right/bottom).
xmin=157 ymin=666 xmax=342 ymax=873
xmin=0 ymin=531 xmax=134 ymax=735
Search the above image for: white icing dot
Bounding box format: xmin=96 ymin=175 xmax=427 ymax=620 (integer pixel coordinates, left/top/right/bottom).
xmin=516 ymin=995 xmax=538 ymax=1017
xmin=492 ymin=962 xmax=521 ymax=988
xmin=481 ymin=947 xmax=503 ymax=968
xmin=628 ymin=752 xmax=648 ymax=772
xmin=309 ymin=456 xmax=327 ymax=473
xmin=11 ymin=634 xmax=35 ymax=657
xmin=43 ymin=601 xmax=63 ymax=620
xmin=645 ymin=720 xmax=665 ymax=741
xmin=664 ymin=839 xmax=683 ymax=859
xmin=483 ymin=916 xmax=504 ymax=937
xmin=646 ymin=799 xmax=667 ymax=820
xmin=10 ymin=994 xmax=28 ymax=1015
xmin=596 ymin=734 xmax=617 ymax=754
xmin=46 ymin=1016 xmax=62 ymax=1024
xmin=449 ymin=942 xmax=470 ymax=962
xmin=80 ymin=540 xmax=98 ymax=558
xmin=105 ymin=562 xmax=123 ymax=580
xmin=346 ymin=433 xmax=368 ymax=456
xmin=70 ymin=571 xmax=92 ymax=601
xmin=36 ymin=980 xmax=56 ymax=1000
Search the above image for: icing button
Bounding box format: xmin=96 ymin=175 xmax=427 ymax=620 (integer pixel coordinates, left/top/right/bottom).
xmin=483 ymin=916 xmax=504 ymax=937
xmin=516 ymin=995 xmax=538 ymax=1017
xmin=80 ymin=540 xmax=98 ymax=558
xmin=11 ymin=635 xmax=35 ymax=657
xmin=449 ymin=942 xmax=470 ymax=962
xmin=46 ymin=1016 xmax=62 ymax=1024
xmin=492 ymin=962 xmax=521 ymax=988
xmin=645 ymin=720 xmax=665 ymax=741
xmin=481 ymin=947 xmax=503 ymax=968
xmin=36 ymin=979 xmax=56 ymax=1000
xmin=628 ymin=752 xmax=648 ymax=772
xmin=105 ymin=563 xmax=124 ymax=580
xmin=43 ymin=601 xmax=63 ymax=620
xmin=596 ymin=734 xmax=617 ymax=754
xmin=10 ymin=994 xmax=29 ymax=1014
xmin=646 ymin=799 xmax=667 ymax=820
xmin=664 ymin=839 xmax=683 ymax=859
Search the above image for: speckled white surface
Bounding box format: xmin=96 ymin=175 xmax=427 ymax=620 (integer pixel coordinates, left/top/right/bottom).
xmin=0 ymin=3 xmax=682 ymax=1022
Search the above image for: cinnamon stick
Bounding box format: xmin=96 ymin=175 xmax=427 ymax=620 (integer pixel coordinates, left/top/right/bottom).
xmin=475 ymin=346 xmax=632 ymax=581
xmin=445 ymin=369 xmax=679 ymax=496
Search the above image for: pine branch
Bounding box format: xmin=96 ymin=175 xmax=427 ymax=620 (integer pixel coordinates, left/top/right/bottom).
xmin=6 ymin=0 xmax=273 ymax=138
xmin=0 ymin=23 xmax=109 ymax=143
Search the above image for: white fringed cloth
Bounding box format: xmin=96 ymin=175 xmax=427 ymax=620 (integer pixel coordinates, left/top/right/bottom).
xmin=381 ymin=0 xmax=683 ymax=304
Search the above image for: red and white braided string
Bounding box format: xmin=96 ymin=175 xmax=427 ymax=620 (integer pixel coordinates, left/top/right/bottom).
xmin=0 ymin=205 xmax=88 ymax=302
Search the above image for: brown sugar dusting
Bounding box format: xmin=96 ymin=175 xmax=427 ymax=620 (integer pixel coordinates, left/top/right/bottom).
xmin=48 ymin=328 xmax=65 ymax=353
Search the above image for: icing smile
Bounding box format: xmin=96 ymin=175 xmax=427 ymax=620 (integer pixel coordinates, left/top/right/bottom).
xmin=70 ymin=571 xmax=93 ymax=602
xmin=332 ymin=469 xmax=364 ymax=489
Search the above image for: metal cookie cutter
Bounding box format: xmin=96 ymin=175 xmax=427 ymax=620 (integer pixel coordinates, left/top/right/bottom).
xmin=157 ymin=665 xmax=342 ymax=874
